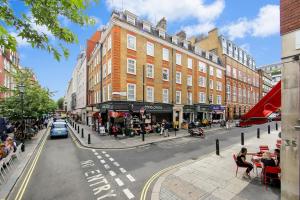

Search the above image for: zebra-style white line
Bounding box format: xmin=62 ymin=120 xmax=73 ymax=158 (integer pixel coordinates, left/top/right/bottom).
xmin=100 ymin=160 xmax=106 ymax=164
xmin=119 ymin=168 xmax=126 ymax=173
xmin=126 ymin=174 xmax=135 ymax=182
xmin=114 ymin=178 xmax=124 ymax=186
xmin=123 ymin=189 xmax=135 ymax=199
xmin=109 ymin=157 xmax=114 ymax=161
xmin=104 ymin=164 xmax=110 ymax=169
xmin=109 ymin=170 xmax=116 ymax=177
xmin=94 ymin=152 xmax=99 ymax=156
xmin=92 ymin=149 xmax=96 ymax=152
xmin=104 ymin=154 xmax=110 ymax=158
xmin=97 ymin=155 xmax=102 ymax=159
xmin=113 ymin=162 xmax=120 ymax=167
xmin=102 ymin=151 xmax=106 ymax=154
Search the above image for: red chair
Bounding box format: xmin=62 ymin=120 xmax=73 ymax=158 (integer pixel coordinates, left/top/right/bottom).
xmin=259 ymin=145 xmax=269 ymax=152
xmin=276 ymin=139 xmax=282 ymax=145
xmin=262 ymin=166 xmax=281 ymax=190
xmin=233 ymin=154 xmax=248 ymax=176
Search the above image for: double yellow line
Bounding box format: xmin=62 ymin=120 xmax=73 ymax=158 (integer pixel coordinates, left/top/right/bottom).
xmin=140 ymin=160 xmax=193 ymax=200
xmin=14 ymin=129 xmax=49 ymax=200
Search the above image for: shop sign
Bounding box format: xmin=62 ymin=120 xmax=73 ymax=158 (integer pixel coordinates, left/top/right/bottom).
xmin=210 ymin=105 xmax=225 ymax=111
xmin=144 ymin=105 xmax=163 ymax=110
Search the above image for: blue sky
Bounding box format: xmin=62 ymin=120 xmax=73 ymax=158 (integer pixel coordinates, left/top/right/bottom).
xmin=14 ymin=0 xmax=280 ymax=100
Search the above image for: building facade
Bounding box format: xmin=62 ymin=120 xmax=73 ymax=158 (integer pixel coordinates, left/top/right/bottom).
xmin=259 ymin=62 xmax=282 ymax=86
xmin=193 ymin=29 xmax=260 ymax=120
xmin=257 ymin=69 xmax=272 ymax=98
xmin=280 ymin=0 xmax=300 ymax=199
xmin=86 ymin=10 xmax=225 ymax=128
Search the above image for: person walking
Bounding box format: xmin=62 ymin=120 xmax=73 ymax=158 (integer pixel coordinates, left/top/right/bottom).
xmin=160 ymin=119 xmax=166 ymax=136
xmin=164 ymin=121 xmax=169 ymax=137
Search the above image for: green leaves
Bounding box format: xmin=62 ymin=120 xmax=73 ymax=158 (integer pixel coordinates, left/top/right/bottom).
xmin=0 ymin=0 xmax=98 ymax=61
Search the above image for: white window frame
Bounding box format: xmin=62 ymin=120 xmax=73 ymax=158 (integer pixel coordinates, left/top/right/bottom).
xmin=187 ymin=58 xmax=193 ymax=69
xmin=209 ymin=66 xmax=214 ymax=76
xmin=187 ymin=75 xmax=192 ymax=86
xmin=216 ymin=69 xmax=222 ymax=78
xmin=107 ymin=84 xmax=112 ymax=101
xmin=127 ymin=34 xmax=136 ymax=50
xmin=187 ymin=92 xmax=192 ymax=105
xmin=107 ymin=58 xmax=112 ymax=75
xmin=176 ymin=71 xmax=182 ymax=84
xmin=146 ymin=86 xmax=154 ymax=102
xmin=199 ymin=92 xmax=206 ymax=103
xmin=146 ymin=42 xmax=154 ymax=56
xmin=159 ymin=30 xmax=165 ymax=39
xmin=198 ymin=61 xmax=206 ymax=73
xmin=127 ymin=83 xmax=136 ymax=101
xmin=143 ymin=23 xmax=151 ymax=32
xmin=199 ymin=76 xmax=206 ymax=87
xmin=216 ymin=81 xmax=222 ymax=91
xmin=232 ymin=68 xmax=237 ymax=78
xmin=127 ymin=15 xmax=136 ymax=25
xmin=162 ymin=68 xmax=169 ymax=81
xmin=103 ymin=63 xmax=107 ymax=78
xmin=127 ymin=58 xmax=136 ymax=75
xmin=175 ymin=91 xmax=181 ymax=104
xmin=209 ymin=79 xmax=214 ymax=90
xmin=162 ymin=89 xmax=169 ymax=103
xmin=176 ymin=53 xmax=182 ymax=65
xmin=217 ymin=95 xmax=222 ymax=105
xmin=162 ymin=48 xmax=169 ymax=61
xmin=146 ymin=63 xmax=154 ymax=78
xmin=107 ymin=35 xmax=112 ymax=50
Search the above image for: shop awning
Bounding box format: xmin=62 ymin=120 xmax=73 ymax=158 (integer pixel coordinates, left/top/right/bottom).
xmin=240 ymin=81 xmax=281 ymax=127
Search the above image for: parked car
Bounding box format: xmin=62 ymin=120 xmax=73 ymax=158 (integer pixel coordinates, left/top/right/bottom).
xmin=50 ymin=121 xmax=68 ymax=138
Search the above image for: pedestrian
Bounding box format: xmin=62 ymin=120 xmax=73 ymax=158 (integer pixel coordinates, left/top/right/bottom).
xmin=236 ymin=147 xmax=253 ymax=179
xmin=274 ymin=149 xmax=280 ymax=166
xmin=164 ymin=121 xmax=169 ymax=137
xmin=160 ymin=119 xmax=166 ymax=136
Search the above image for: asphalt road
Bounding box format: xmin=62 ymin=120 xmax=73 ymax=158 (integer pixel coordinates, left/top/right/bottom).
xmin=7 ymin=122 xmax=279 ymax=200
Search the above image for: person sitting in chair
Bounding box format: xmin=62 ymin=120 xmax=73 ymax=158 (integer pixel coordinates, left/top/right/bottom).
xmin=236 ymin=147 xmax=253 ymax=179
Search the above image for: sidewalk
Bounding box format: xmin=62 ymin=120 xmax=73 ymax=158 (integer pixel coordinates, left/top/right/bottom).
xmin=68 ymin=121 xmax=228 ymax=149
xmin=0 ymin=128 xmax=48 ymax=199
xmin=152 ymin=129 xmax=281 ymax=200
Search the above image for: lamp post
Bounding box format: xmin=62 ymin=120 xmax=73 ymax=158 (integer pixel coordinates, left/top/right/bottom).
xmin=18 ymin=83 xmax=25 ymax=143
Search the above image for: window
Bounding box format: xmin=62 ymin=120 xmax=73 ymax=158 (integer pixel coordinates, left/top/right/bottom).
xmin=199 ymin=92 xmax=206 ymax=103
xmin=143 ymin=23 xmax=151 ymax=32
xmin=232 ymin=68 xmax=237 ymax=78
xmin=187 ymin=58 xmax=193 ymax=69
xmin=198 ymin=61 xmax=206 ymax=73
xmin=238 ymin=87 xmax=242 ymax=103
xmin=243 ymin=89 xmax=247 ymax=103
xmin=127 ymin=84 xmax=136 ymax=101
xmin=103 ymin=86 xmax=107 ymax=102
xmin=209 ymin=66 xmax=214 ymax=76
xmin=103 ymin=63 xmax=107 ymax=78
xmin=233 ymin=85 xmax=237 ymax=102
xmin=175 ymin=91 xmax=181 ymax=104
xmin=159 ymin=30 xmax=165 ymax=39
xmin=217 ymin=95 xmax=222 ymax=105
xmin=147 ymin=87 xmax=154 ymax=102
xmin=198 ymin=76 xmax=206 ymax=87
xmin=176 ymin=53 xmax=181 ymax=65
xmin=187 ymin=75 xmax=192 ymax=86
xmin=209 ymin=79 xmax=214 ymax=89
xmin=176 ymin=71 xmax=181 ymax=84
xmin=146 ymin=64 xmax=154 ymax=78
xmin=127 ymin=15 xmax=136 ymax=25
xmin=147 ymin=42 xmax=154 ymax=56
xmin=107 ymin=35 xmax=112 ymax=50
xmin=216 ymin=69 xmax=222 ymax=78
xmin=107 ymin=84 xmax=112 ymax=101
xmin=127 ymin=58 xmax=136 ymax=74
xmin=107 ymin=58 xmax=112 ymax=75
xmin=226 ymin=84 xmax=231 ymax=102
xmin=127 ymin=34 xmax=136 ymax=50
xmin=162 ymin=68 xmax=169 ymax=81
xmin=187 ymin=92 xmax=192 ymax=105
xmin=162 ymin=48 xmax=169 ymax=61
xmin=209 ymin=94 xmax=213 ymax=104
xmin=162 ymin=89 xmax=169 ymax=103
xmin=172 ymin=37 xmax=178 ymax=44
xmin=216 ymin=81 xmax=222 ymax=91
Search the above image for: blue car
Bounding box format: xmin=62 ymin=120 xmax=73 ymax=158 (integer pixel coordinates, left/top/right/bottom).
xmin=50 ymin=122 xmax=68 ymax=138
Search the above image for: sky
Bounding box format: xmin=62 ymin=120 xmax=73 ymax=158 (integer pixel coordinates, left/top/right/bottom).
xmin=13 ymin=0 xmax=280 ymax=100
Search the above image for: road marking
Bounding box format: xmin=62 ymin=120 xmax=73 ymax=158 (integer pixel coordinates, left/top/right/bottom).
xmin=114 ymin=178 xmax=124 ymax=186
xmin=100 ymin=160 xmax=106 ymax=164
xmin=94 ymin=152 xmax=99 ymax=156
xmin=102 ymin=151 xmax=106 ymax=154
xmin=97 ymin=155 xmax=102 ymax=159
xmin=123 ymin=188 xmax=135 ymax=199
xmin=109 ymin=157 xmax=114 ymax=162
xmin=113 ymin=162 xmax=120 ymax=167
xmin=92 ymin=149 xmax=96 ymax=152
xmin=104 ymin=164 xmax=110 ymax=169
xmin=119 ymin=168 xmax=127 ymax=173
xmin=126 ymin=174 xmax=136 ymax=182
xmin=104 ymin=154 xmax=110 ymax=158
xmin=109 ymin=170 xmax=116 ymax=177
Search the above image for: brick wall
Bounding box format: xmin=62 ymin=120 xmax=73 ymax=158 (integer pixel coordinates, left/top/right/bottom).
xmin=280 ymin=0 xmax=300 ymax=35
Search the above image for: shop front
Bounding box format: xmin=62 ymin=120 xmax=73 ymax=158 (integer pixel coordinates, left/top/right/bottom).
xmin=210 ymin=105 xmax=225 ymax=123
xmin=183 ymin=105 xmax=195 ymax=123
xmin=195 ymin=104 xmax=211 ymax=121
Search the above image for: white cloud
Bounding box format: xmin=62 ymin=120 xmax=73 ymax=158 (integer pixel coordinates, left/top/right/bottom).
xmin=222 ymin=4 xmax=279 ymax=40
xmin=106 ymin=0 xmax=224 ymax=31
xmin=10 ymin=32 xmax=29 ymax=47
xmin=182 ymin=22 xmax=215 ymax=37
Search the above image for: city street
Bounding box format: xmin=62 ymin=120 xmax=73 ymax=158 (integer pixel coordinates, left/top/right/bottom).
xmin=7 ymin=122 xmax=278 ymax=200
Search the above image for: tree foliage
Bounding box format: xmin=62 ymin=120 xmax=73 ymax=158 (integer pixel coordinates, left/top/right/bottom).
xmin=57 ymin=97 xmax=64 ymax=110
xmin=0 ymin=0 xmax=98 ymax=60
xmin=0 ymin=68 xmax=57 ymax=120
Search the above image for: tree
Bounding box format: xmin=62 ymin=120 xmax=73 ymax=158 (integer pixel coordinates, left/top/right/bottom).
xmin=0 ymin=68 xmax=57 ymax=120
xmin=57 ymin=97 xmax=64 ymax=110
xmin=0 ymin=0 xmax=98 ymax=60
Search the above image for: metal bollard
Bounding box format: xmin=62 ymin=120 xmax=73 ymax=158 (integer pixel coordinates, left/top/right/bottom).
xmin=81 ymin=129 xmax=84 ymax=138
xmin=216 ymin=139 xmax=220 ymax=155
xmin=142 ymin=131 xmax=145 ymax=141
xmin=268 ymin=124 xmax=270 ymax=134
xmin=241 ymin=132 xmax=244 ymax=145
xmin=77 ymin=126 xmax=80 ymax=134
xmin=276 ymin=123 xmax=278 ymax=131
xmin=81 ymin=128 xmax=84 ymax=135
xmin=88 ymin=134 xmax=91 ymax=144
xmin=257 ymin=128 xmax=260 ymax=139
xmin=75 ymin=124 xmax=77 ymax=130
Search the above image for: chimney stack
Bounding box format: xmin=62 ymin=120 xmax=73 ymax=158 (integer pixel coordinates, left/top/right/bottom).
xmin=156 ymin=17 xmax=167 ymax=30
xmin=176 ymin=31 xmax=187 ymax=41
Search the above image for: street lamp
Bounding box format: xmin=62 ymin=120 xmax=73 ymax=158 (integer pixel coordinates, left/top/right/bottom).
xmin=18 ymin=83 xmax=25 ymax=142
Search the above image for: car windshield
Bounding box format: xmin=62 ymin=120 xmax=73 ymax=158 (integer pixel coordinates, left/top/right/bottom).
xmin=53 ymin=123 xmax=66 ymax=128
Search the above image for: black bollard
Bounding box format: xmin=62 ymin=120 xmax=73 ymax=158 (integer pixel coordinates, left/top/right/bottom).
xmin=142 ymin=131 xmax=145 ymax=141
xmin=241 ymin=132 xmax=244 ymax=145
xmin=77 ymin=126 xmax=80 ymax=134
xmin=81 ymin=128 xmax=84 ymax=135
xmin=268 ymin=124 xmax=270 ymax=134
xmin=276 ymin=123 xmax=278 ymax=131
xmin=175 ymin=125 xmax=177 ymax=136
xmin=88 ymin=134 xmax=91 ymax=144
xmin=216 ymin=139 xmax=220 ymax=155
xmin=75 ymin=124 xmax=77 ymax=130
xmin=257 ymin=128 xmax=260 ymax=138
xmin=81 ymin=129 xmax=84 ymax=138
